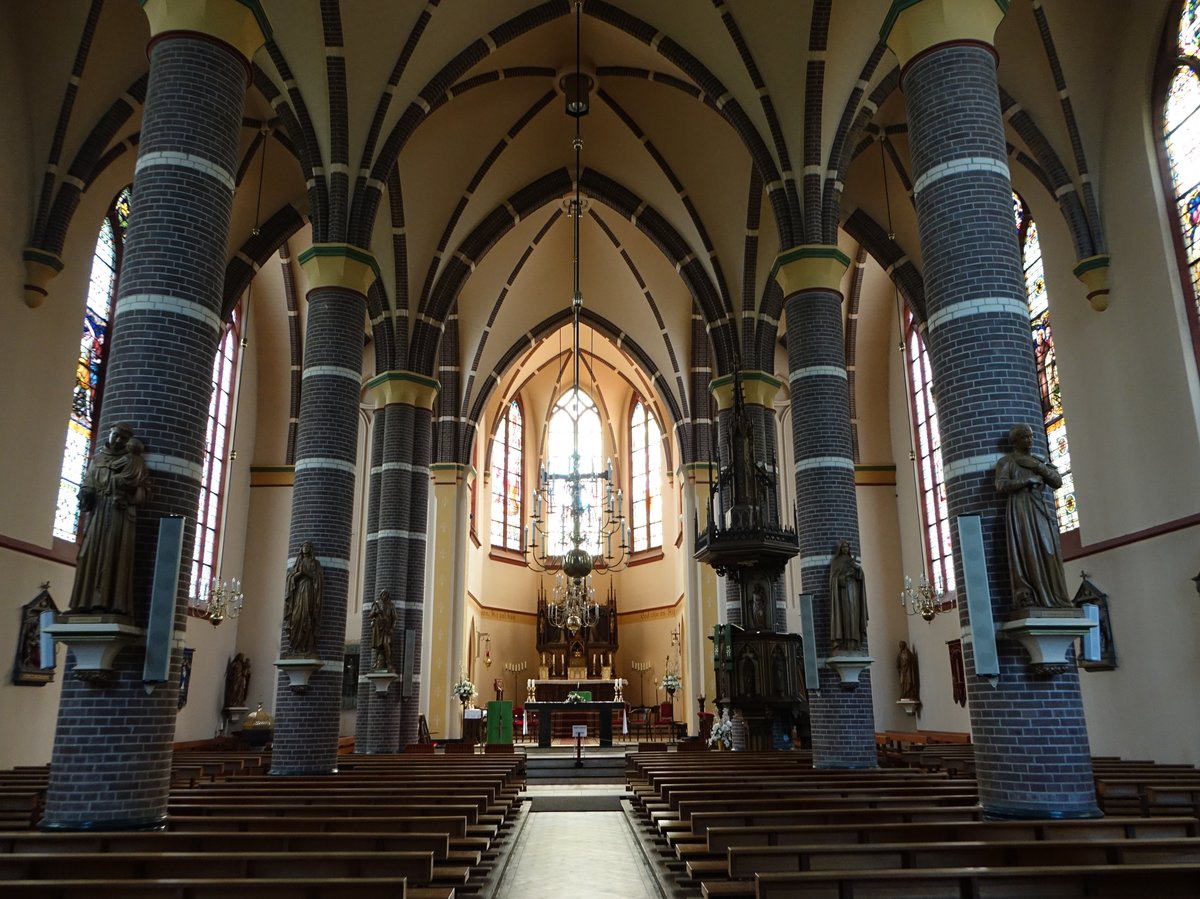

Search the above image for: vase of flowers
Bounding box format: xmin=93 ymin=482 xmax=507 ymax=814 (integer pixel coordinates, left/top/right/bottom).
xmin=662 ymin=672 xmax=681 ymax=696
xmin=708 ymin=710 xmax=734 ymax=750
xmin=565 ymin=691 xmax=586 ymax=704
xmin=452 ymin=676 xmax=477 ymax=708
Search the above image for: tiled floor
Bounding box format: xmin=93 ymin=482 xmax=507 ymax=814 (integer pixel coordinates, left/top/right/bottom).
xmin=495 ymin=788 xmax=664 ymax=898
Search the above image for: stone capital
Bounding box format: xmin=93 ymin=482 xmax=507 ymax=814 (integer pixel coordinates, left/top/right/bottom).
xmin=709 ymin=370 xmax=782 ymax=411
xmin=771 ymin=244 xmax=851 ymax=298
xmin=1072 ymin=254 xmax=1111 ymax=312
xmin=881 ymin=0 xmax=1008 ymax=69
xmin=298 ymin=243 xmax=380 ymax=297
xmin=141 ymin=0 xmax=271 ymax=65
xmin=366 ymin=370 xmax=440 ymax=410
xmin=431 ymin=462 xmax=475 ymax=487
xmin=22 ymin=248 xmax=63 ymax=309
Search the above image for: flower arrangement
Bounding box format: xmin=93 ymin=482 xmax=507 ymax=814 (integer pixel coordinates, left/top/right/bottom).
xmin=708 ymin=710 xmax=734 ymax=749
xmin=451 ymin=676 xmax=477 ymax=704
xmin=662 ymin=672 xmax=682 ymax=693
xmin=565 ymin=691 xmax=586 ymax=704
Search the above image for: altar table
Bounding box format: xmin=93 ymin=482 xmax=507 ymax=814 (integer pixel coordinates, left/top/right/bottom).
xmin=524 ymin=701 xmax=625 ymax=748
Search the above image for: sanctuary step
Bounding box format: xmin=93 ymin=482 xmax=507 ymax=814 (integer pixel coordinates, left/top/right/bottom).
xmin=526 ymin=747 xmax=628 ymax=784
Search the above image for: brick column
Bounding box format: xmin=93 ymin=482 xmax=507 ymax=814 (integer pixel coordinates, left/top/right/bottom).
xmin=353 ymin=409 xmax=385 ymax=750
xmin=42 ymin=1 xmax=266 ymax=830
xmin=775 ymin=244 xmax=876 ymax=769
xmin=883 ymin=0 xmax=1098 ymax=817
xmin=683 ymin=463 xmax=720 ymax=715
xmin=362 ymin=371 xmax=440 ymax=750
xmin=270 ymin=244 xmax=376 ymax=775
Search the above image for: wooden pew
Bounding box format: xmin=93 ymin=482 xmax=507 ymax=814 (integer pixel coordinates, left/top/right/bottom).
xmin=748 ymin=863 xmax=1200 ymax=898
xmin=0 ymin=876 xmax=446 ymax=898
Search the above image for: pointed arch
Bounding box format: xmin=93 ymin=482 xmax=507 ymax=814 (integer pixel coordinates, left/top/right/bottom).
xmin=489 ymin=398 xmax=524 ymax=552
xmin=629 ymin=396 xmax=663 ymax=552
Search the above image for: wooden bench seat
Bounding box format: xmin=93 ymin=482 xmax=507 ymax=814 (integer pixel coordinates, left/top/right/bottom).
xmin=0 ymin=876 xmax=444 ymax=898
xmin=167 ymin=801 xmax=486 ymax=826
xmin=683 ymin=805 xmax=985 ymax=840
xmin=748 ymin=863 xmax=1200 ymax=898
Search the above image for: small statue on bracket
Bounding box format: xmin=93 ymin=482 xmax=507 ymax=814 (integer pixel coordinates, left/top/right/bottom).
xmin=283 ymin=541 xmax=323 ymax=657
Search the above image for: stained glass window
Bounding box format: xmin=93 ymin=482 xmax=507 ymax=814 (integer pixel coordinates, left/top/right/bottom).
xmin=1014 ymin=193 xmax=1078 ymax=532
xmin=53 ymin=188 xmax=131 ymax=541
xmin=190 ymin=309 xmax=241 ymax=598
xmin=489 ymin=399 xmax=523 ymax=551
xmin=630 ymin=398 xmax=663 ymax=551
xmin=1162 ymin=0 xmax=1200 ymax=348
xmin=546 ymin=389 xmax=603 ymax=556
xmin=906 ymin=316 xmax=955 ymax=595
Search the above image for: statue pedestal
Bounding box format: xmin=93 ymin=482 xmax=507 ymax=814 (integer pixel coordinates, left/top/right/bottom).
xmin=44 ymin=616 xmax=145 ymax=684
xmin=224 ymin=706 xmax=249 ymax=730
xmin=824 ymin=655 xmax=874 ymax=690
xmin=365 ymin=670 xmax=398 ymax=694
xmin=896 ymin=698 xmax=920 ymax=718
xmin=998 ymin=611 xmax=1095 ymax=677
xmin=274 ymin=657 xmax=324 ymax=692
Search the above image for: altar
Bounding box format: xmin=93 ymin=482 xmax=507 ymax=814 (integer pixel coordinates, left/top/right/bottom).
xmin=525 ymin=701 xmax=625 ymax=748
xmin=530 ymin=679 xmax=617 ymax=703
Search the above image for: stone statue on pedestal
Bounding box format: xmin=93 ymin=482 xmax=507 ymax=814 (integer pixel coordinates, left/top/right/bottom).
xmin=283 ymin=541 xmax=323 ymax=657
xmin=829 ymin=540 xmax=867 ymax=653
xmin=369 ymin=589 xmax=396 ymax=671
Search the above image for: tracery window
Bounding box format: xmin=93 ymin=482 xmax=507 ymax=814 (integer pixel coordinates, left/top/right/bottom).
xmin=1014 ymin=193 xmax=1078 ymax=532
xmin=546 ymin=390 xmax=603 ymax=556
xmin=905 ymin=315 xmax=955 ymax=595
xmin=629 ymin=397 xmax=662 ymax=552
xmin=1160 ymin=0 xmax=1200 ymax=356
xmin=53 ymin=188 xmax=131 ymax=541
xmin=489 ymin=399 xmax=523 ymax=551
xmin=190 ymin=311 xmax=241 ymax=597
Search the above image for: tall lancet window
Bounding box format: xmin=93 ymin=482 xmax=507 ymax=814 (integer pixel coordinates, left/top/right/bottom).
xmin=1014 ymin=193 xmax=1078 ymax=532
xmin=54 ymin=187 xmax=131 ymax=541
xmin=906 ymin=315 xmax=955 ymax=595
xmin=629 ymin=397 xmax=662 ymax=552
xmin=546 ymin=390 xmax=603 ymax=556
xmin=1160 ymin=0 xmax=1200 ymax=356
xmin=190 ymin=308 xmax=242 ymax=597
xmin=489 ymin=399 xmax=523 ymax=551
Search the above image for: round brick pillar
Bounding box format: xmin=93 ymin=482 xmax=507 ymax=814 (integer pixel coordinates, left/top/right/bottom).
xmin=270 ymin=245 xmax=376 ymax=775
xmin=884 ymin=0 xmax=1098 ymax=817
xmin=41 ymin=3 xmax=265 ymax=830
xmin=353 ymin=407 xmax=386 ymax=751
xmin=775 ymin=245 xmax=877 ymax=769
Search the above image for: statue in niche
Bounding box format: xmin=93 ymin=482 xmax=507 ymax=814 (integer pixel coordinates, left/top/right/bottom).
xmin=224 ymin=652 xmax=251 ymax=708
xmin=897 ymin=641 xmax=919 ymax=702
xmin=68 ymin=424 xmax=149 ymax=616
xmin=829 ymin=540 xmax=867 ymax=653
xmin=994 ymin=423 xmax=1073 ymax=610
xmin=13 ymin=585 xmax=59 ymax=686
xmin=283 ymin=541 xmax=323 ymax=657
xmin=739 ymin=646 xmax=758 ymax=696
xmin=369 ymin=589 xmax=397 ymax=671
xmin=1073 ymin=573 xmax=1118 ymax=670
xmin=772 ymin=645 xmax=788 ymax=697
xmin=748 ymin=581 xmax=768 ymax=631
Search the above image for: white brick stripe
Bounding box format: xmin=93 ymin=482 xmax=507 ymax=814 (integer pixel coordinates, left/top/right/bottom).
xmin=368 ymin=529 xmax=427 ymax=542
xmin=116 ymin=293 xmax=222 ymax=333
xmin=135 ymin=150 xmax=236 ymax=191
xmin=790 ymin=365 xmax=847 ymax=383
xmin=294 ymin=457 xmax=358 ymax=475
xmin=943 ymin=453 xmax=1003 ymax=481
xmin=800 ymin=554 xmax=835 ymax=568
xmin=927 ymin=296 xmax=1029 ymax=333
xmin=795 ymin=456 xmax=855 ymax=473
xmin=913 ymin=155 xmax=1009 ymax=194
xmin=302 ymin=365 xmax=362 ymax=383
xmin=370 ymin=462 xmax=430 ymax=475
xmin=286 ymin=555 xmax=351 ymax=571
xmin=142 ymin=453 xmax=204 ymax=481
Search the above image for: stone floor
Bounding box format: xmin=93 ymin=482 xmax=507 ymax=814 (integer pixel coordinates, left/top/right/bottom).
xmin=492 ymin=785 xmax=672 ymax=899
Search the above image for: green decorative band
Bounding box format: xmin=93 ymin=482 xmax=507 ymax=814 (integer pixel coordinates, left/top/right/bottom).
xmin=881 ymin=0 xmax=1009 ymax=42
xmin=298 ymin=242 xmax=381 ymax=278
xmin=22 ymin=248 xmax=64 ymax=272
xmin=1072 ymin=254 xmax=1110 ymax=278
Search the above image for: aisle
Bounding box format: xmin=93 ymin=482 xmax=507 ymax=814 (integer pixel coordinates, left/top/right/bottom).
xmin=495 ymin=787 xmax=664 ymax=898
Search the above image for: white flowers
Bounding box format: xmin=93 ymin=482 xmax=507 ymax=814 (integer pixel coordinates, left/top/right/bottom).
xmin=662 ymin=672 xmax=682 ymax=692
xmin=452 ymin=677 xmax=477 ymax=702
xmin=708 ymin=710 xmax=734 ymax=749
